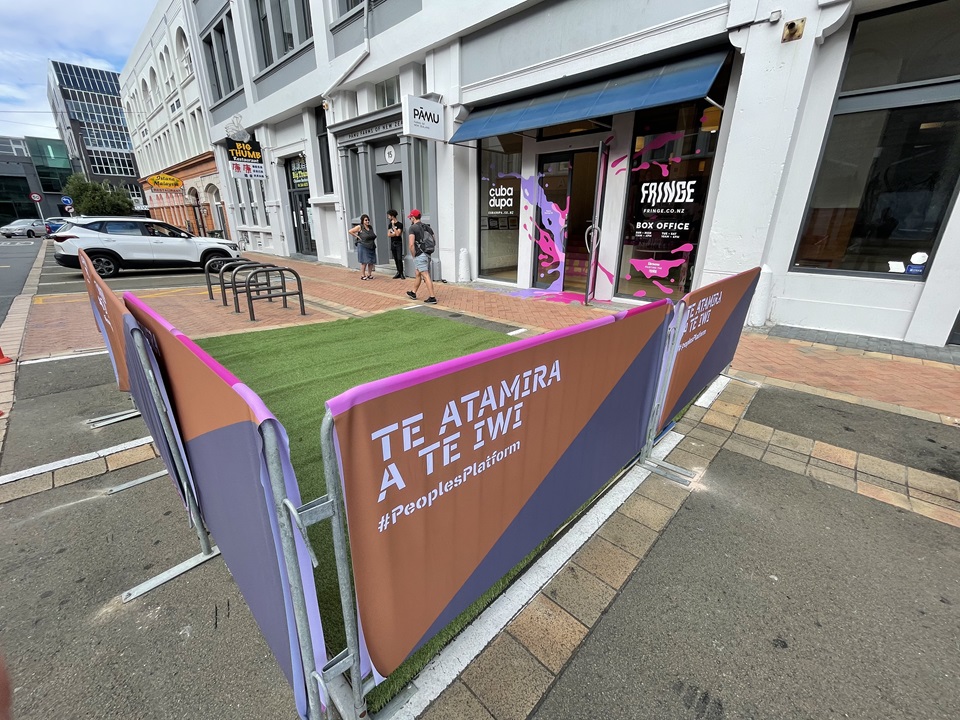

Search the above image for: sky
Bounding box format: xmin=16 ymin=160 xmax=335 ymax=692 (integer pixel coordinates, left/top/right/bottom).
xmin=0 ymin=0 xmax=156 ymax=140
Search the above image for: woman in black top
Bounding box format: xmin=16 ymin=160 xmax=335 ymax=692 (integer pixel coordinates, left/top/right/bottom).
xmin=349 ymin=214 xmax=378 ymax=280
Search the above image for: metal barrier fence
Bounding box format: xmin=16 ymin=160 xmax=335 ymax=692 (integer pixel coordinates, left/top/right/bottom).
xmin=82 ymin=255 xmax=759 ymax=720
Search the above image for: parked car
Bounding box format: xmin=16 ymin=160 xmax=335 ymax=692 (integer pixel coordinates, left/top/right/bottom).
xmin=44 ymin=216 xmax=69 ymax=234
xmin=51 ymin=217 xmax=241 ymax=278
xmin=1 ymin=218 xmax=47 ymax=238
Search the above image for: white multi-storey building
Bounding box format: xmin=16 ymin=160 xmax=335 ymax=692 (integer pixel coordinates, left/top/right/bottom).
xmin=176 ymin=0 xmax=960 ymax=347
xmin=120 ymin=0 xmax=229 ymax=237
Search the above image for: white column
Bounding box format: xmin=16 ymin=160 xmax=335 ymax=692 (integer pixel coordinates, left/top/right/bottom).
xmin=700 ymin=1 xmax=853 ymax=306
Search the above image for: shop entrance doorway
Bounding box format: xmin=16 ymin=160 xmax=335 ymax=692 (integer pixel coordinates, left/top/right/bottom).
xmin=290 ymin=191 xmax=315 ymax=255
xmin=532 ymin=149 xmax=599 ymax=293
xmin=382 ymin=173 xmax=403 ymax=264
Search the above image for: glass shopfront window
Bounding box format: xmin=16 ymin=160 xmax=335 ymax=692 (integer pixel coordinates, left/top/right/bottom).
xmin=478 ymin=135 xmax=522 ymax=282
xmin=616 ymin=101 xmax=722 ymax=300
xmin=795 ymin=102 xmax=960 ymax=274
xmin=793 ymin=0 xmax=960 ymax=278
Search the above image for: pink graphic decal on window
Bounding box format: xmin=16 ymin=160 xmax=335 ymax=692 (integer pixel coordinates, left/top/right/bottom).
xmin=629 ymin=257 xmax=687 ymax=279
xmin=628 ymin=132 xmax=685 ymax=175
xmin=652 ymin=279 xmax=674 ymax=294
xmin=672 ymin=243 xmax=694 ymax=253
xmin=503 ymin=171 xmax=569 ymax=292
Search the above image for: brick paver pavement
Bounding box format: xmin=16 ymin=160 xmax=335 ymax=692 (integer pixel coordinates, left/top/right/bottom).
xmin=20 ymin=254 xmax=615 ymax=360
xmin=732 ymin=333 xmax=960 ymax=419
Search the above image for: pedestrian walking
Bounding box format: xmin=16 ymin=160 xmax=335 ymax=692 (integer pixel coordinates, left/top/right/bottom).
xmin=349 ymin=214 xmax=378 ymax=280
xmin=387 ymin=209 xmax=405 ymax=279
xmin=405 ymin=209 xmax=438 ymax=304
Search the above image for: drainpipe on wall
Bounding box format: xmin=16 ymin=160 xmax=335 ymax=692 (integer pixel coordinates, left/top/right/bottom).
xmin=321 ymin=1 xmax=370 ymax=238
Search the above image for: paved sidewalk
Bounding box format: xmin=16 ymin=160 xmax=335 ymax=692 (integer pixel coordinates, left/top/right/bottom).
xmin=19 ymin=253 xmax=614 ymax=361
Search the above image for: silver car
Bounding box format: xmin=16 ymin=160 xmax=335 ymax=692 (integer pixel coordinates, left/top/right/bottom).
xmin=1 ymin=219 xmax=47 ymax=238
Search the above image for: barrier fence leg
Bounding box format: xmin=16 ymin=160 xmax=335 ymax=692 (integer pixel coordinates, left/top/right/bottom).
xmin=107 ymin=469 xmax=168 ymax=495
xmin=637 ymin=302 xmax=698 ymax=486
xmin=85 ymin=408 xmax=141 ymax=428
xmin=121 ymin=329 xmax=220 ymax=604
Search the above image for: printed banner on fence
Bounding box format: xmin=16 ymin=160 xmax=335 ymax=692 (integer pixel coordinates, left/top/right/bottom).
xmin=78 ymin=248 xmax=130 ymax=392
xmin=124 ymin=293 xmax=326 ymax=718
xmin=328 ymin=302 xmax=671 ymax=677
xmin=658 ymin=267 xmax=761 ymax=429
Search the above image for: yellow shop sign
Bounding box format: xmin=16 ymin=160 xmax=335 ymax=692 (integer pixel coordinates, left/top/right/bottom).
xmin=146 ymin=173 xmax=184 ymax=191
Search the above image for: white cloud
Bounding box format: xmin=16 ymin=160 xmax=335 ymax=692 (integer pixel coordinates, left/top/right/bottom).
xmin=0 ymin=0 xmax=157 ymax=139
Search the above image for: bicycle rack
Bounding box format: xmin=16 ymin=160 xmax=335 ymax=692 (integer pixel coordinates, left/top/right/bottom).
xmin=244 ymin=267 xmax=306 ymax=321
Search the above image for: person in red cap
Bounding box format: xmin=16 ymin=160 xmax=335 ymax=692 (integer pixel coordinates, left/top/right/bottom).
xmin=405 ymin=209 xmax=438 ymax=304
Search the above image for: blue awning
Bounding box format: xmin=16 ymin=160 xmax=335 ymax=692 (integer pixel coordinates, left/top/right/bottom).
xmin=450 ymin=51 xmax=727 ymax=144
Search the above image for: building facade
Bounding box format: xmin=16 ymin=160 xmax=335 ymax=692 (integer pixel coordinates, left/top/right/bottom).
xmin=47 ymin=61 xmax=143 ymax=206
xmin=0 ymin=136 xmax=80 ymax=225
xmin=120 ymin=0 xmax=229 ymax=237
xmin=178 ymin=0 xmax=960 ymax=347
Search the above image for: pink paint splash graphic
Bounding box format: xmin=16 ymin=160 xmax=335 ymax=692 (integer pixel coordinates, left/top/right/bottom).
xmin=596 ymin=261 xmax=614 ymax=285
xmin=652 ymin=280 xmax=673 ymax=294
xmin=625 ymin=131 xmax=685 ymax=175
xmin=508 ymin=288 xmax=611 ymax=305
xmin=630 ymin=257 xmax=687 ymax=279
xmin=672 ymin=243 xmax=694 ymax=253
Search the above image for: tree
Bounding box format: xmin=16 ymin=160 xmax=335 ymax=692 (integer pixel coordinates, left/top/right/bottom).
xmin=62 ymin=174 xmax=134 ymax=216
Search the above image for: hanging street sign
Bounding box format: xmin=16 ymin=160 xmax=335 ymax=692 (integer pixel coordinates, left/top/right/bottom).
xmin=402 ymin=96 xmax=444 ymax=142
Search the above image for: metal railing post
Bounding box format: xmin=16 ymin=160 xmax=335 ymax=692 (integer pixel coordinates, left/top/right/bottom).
xmin=260 ymin=421 xmax=325 ymax=719
xmin=320 ymin=411 xmax=369 ymax=720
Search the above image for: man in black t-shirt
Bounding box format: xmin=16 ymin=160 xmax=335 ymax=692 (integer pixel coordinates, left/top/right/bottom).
xmin=386 ymin=209 xmax=405 ymax=279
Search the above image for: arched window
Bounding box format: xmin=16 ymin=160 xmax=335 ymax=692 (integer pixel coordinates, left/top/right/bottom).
xmin=175 ymin=27 xmax=192 ymax=77
xmin=148 ymin=68 xmax=159 ymax=109
xmin=141 ymin=79 xmax=152 ymax=110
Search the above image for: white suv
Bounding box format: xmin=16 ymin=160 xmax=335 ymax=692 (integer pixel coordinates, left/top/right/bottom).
xmin=52 ymin=217 xmax=241 ymax=278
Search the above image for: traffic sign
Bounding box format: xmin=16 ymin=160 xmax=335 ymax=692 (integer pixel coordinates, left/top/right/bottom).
xmin=60 ymin=195 xmax=73 ymax=205
xmin=29 ymin=192 xmax=43 ymax=203
xmin=65 ymin=204 xmax=74 ymax=213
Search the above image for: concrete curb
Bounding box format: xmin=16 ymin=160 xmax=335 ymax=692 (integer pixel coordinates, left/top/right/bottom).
xmin=0 ymin=437 xmax=159 ymax=504
xmin=0 ymin=240 xmax=50 ymax=453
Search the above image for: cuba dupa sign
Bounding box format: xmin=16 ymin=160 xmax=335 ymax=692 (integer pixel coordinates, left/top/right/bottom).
xmin=402 ymin=95 xmax=445 ymax=142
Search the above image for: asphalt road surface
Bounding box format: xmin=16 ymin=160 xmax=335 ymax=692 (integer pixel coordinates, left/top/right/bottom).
xmin=0 ymin=238 xmax=42 ymax=326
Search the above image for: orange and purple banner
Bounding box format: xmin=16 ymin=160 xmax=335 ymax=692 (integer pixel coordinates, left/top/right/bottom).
xmin=658 ymin=267 xmax=761 ymax=429
xmin=78 ymin=248 xmax=130 ymax=392
xmin=328 ymin=302 xmax=671 ymax=678
xmin=124 ymin=293 xmax=326 ymax=718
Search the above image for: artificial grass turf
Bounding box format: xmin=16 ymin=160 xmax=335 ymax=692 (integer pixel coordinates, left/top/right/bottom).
xmin=195 ymin=310 xmax=515 ymax=709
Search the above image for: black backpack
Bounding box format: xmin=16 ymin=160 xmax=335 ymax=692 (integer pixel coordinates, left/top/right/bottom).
xmin=418 ymin=224 xmax=436 ymax=255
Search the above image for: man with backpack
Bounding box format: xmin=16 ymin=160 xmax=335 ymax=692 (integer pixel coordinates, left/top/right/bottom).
xmin=405 ymin=209 xmax=438 ymax=304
